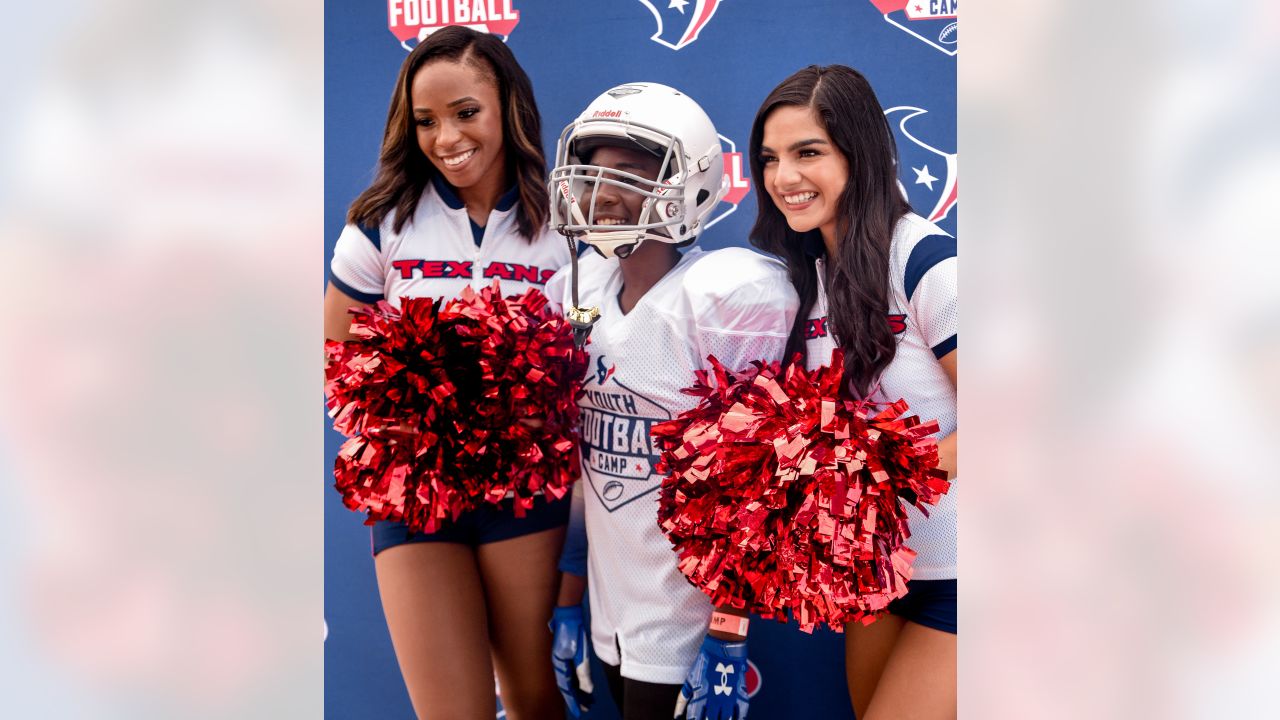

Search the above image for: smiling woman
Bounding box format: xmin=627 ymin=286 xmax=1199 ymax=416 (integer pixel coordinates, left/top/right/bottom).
xmin=322 ymin=26 xmax=572 ymax=720
xmin=749 ymin=65 xmax=957 ymax=720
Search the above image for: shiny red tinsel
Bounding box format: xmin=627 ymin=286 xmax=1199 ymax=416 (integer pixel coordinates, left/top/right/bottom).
xmin=652 ymin=350 xmax=950 ymax=632
xmin=324 ymin=283 xmax=589 ymax=532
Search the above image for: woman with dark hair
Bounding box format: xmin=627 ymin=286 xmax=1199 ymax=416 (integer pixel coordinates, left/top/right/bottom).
xmin=749 ymin=65 xmax=958 ymax=719
xmin=323 ymin=27 xmax=570 ymax=720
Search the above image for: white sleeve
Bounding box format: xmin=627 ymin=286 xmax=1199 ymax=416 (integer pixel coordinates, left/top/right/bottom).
xmin=685 ymin=249 xmax=800 ymax=372
xmin=902 ymin=236 xmax=957 ymax=359
xmin=542 ymin=264 xmax=572 ymax=315
xmin=329 ymin=223 xmax=385 ymax=303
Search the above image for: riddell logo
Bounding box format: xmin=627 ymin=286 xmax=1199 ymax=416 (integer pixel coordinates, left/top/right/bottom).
xmin=635 ymin=0 xmax=725 ymax=50
xmin=704 ymin=133 xmax=749 ymax=231
xmin=592 ymin=109 xmax=624 ymax=119
xmin=869 ymin=0 xmax=957 ymax=57
xmin=388 ymin=0 xmax=521 ymax=51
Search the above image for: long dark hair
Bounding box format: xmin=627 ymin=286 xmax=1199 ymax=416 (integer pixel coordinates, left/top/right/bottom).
xmin=347 ymin=26 xmax=548 ymax=240
xmin=748 ymin=65 xmax=910 ymax=397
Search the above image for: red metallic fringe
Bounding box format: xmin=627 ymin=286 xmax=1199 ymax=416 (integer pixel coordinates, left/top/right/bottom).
xmin=652 ymin=350 xmax=950 ymax=632
xmin=324 ymin=282 xmax=589 ymax=533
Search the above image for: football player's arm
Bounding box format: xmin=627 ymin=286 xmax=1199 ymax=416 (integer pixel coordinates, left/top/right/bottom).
xmin=556 ymin=482 xmax=588 ymax=603
xmin=550 ymin=483 xmax=593 ymax=716
xmin=690 ymin=252 xmax=800 ymax=373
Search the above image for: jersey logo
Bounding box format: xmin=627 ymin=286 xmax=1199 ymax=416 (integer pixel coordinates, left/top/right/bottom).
xmin=885 ymin=106 xmax=957 ymax=225
xmin=869 ymin=0 xmax=957 ymax=57
xmin=703 ymin=133 xmax=750 ymax=232
xmin=579 ymin=355 xmax=672 ymax=512
xmin=389 ymin=259 xmax=554 ymax=285
xmin=388 ymin=0 xmax=521 ymax=51
xmin=635 ymin=0 xmax=724 ymax=51
xmin=807 ymin=315 xmax=907 ymax=339
xmin=595 ymin=357 xmax=617 ymax=385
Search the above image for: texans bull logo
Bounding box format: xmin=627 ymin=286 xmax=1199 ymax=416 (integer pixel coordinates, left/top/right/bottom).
xmin=635 ymin=0 xmax=725 ymax=50
xmin=870 ymin=0 xmax=958 ymax=57
xmin=388 ymin=0 xmax=521 ymax=51
xmin=885 ymin=106 xmax=957 ymax=226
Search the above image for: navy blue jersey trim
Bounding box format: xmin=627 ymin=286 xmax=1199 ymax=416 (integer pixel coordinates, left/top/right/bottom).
xmin=932 ymin=334 xmax=957 ymax=359
xmin=802 ymin=231 xmax=826 ymax=258
xmin=356 ymin=222 xmax=382 ymax=251
xmin=330 ymin=274 xmax=384 ymax=304
xmin=469 ymin=218 xmax=485 ymax=247
xmin=431 ymin=174 xmax=465 ymax=210
xmin=904 ymin=234 xmax=956 ymax=302
xmin=495 ymin=186 xmax=519 ymax=212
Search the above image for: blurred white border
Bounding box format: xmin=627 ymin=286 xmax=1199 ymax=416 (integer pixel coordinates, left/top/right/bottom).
xmin=0 ymin=1 xmax=322 ymax=717
xmin=962 ymin=1 xmax=1279 ymax=717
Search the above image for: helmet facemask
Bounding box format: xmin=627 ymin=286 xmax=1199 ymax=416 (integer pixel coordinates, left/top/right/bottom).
xmin=550 ymin=119 xmax=691 ymax=259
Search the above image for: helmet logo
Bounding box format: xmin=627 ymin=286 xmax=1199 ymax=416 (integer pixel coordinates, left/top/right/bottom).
xmin=591 ymin=109 xmax=624 ymax=119
xmin=607 ymin=86 xmax=645 ymax=98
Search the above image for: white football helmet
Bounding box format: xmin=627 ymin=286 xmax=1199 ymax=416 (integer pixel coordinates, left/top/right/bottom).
xmin=549 ymin=82 xmax=729 ymax=258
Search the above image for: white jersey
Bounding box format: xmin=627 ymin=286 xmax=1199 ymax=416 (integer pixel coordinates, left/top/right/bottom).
xmin=805 ymin=212 xmax=957 ymax=580
xmin=547 ymin=247 xmax=798 ymax=684
xmin=329 ymin=177 xmax=572 ymax=307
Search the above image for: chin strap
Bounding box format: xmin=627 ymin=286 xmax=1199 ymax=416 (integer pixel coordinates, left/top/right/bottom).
xmin=557 ymin=186 xmax=600 ymax=349
xmin=564 ymin=235 xmax=600 ymax=349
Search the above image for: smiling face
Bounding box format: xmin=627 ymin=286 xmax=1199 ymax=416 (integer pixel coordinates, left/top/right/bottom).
xmin=759 ymin=105 xmax=850 ymax=247
xmin=577 ymin=144 xmax=664 ymax=227
xmin=410 ymin=57 xmax=506 ymax=194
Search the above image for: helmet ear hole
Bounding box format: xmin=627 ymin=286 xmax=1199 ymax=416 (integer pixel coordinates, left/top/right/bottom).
xmin=696 ymin=189 xmax=710 ymax=206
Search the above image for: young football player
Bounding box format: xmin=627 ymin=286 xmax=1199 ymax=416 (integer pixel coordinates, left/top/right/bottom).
xmin=545 ymin=82 xmax=799 ymax=720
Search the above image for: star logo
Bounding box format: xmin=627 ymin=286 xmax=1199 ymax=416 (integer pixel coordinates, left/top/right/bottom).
xmin=913 ymin=165 xmax=938 ymax=190
xmin=669 ymin=0 xmax=689 ymax=12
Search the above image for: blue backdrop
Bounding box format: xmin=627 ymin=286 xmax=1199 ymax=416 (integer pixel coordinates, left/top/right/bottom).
xmin=325 ymin=2 xmax=955 ymax=717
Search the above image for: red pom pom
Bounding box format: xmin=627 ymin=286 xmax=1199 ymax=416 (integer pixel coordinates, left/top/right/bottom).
xmin=652 ymin=350 xmax=950 ymax=632
xmin=325 ymin=282 xmax=589 ymax=530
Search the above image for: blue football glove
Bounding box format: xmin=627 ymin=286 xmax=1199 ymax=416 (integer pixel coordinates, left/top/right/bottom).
xmin=674 ymin=635 xmax=749 ymax=720
xmin=550 ymin=605 xmax=594 ymax=718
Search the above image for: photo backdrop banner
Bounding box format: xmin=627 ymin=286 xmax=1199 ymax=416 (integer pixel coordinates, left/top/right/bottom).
xmin=325 ymin=2 xmax=956 ymax=717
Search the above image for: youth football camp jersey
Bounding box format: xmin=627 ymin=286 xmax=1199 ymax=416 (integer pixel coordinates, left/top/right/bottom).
xmin=547 ymin=247 xmax=798 ymax=683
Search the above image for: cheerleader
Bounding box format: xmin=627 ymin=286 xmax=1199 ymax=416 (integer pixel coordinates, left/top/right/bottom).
xmin=749 ymin=65 xmax=958 ymax=719
xmin=323 ymin=27 xmax=570 ymax=720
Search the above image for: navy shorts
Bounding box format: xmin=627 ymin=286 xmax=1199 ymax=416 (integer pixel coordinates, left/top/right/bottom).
xmin=370 ymin=493 xmax=571 ymax=555
xmin=889 ymin=579 xmax=957 ymax=634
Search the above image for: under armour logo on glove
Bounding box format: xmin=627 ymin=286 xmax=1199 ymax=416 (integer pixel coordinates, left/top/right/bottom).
xmin=713 ymin=663 xmax=734 ymax=696
xmin=674 ymin=636 xmax=750 ymax=719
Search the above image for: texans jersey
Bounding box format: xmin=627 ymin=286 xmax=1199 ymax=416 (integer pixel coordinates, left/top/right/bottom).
xmin=329 ymin=176 xmax=571 ymax=307
xmin=805 ymin=212 xmax=957 ymax=580
xmin=547 ymin=247 xmax=798 ymax=684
